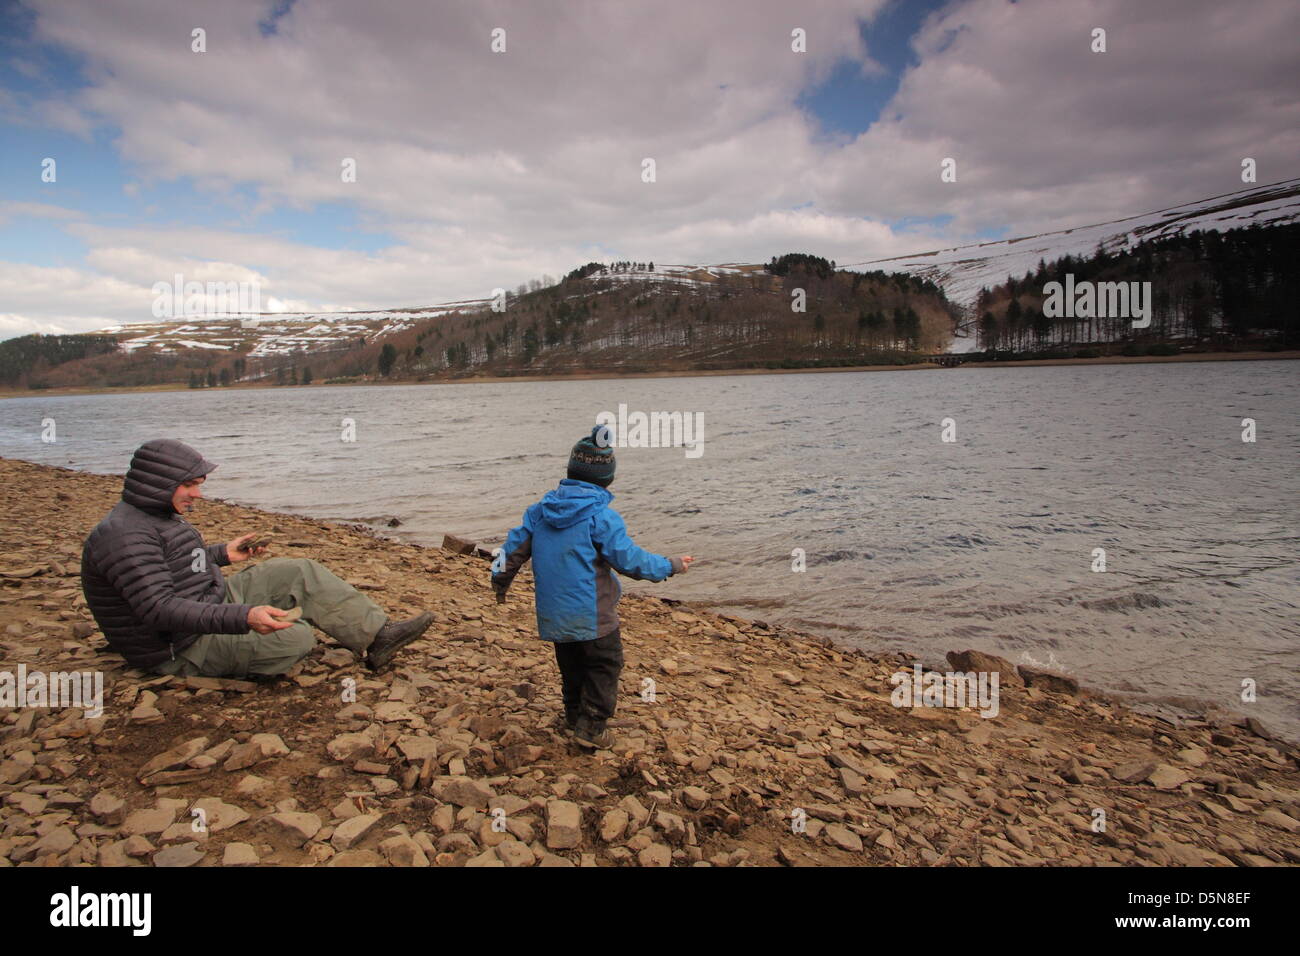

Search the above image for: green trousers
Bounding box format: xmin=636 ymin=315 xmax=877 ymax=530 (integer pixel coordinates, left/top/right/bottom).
xmin=157 ymin=557 xmax=387 ymax=679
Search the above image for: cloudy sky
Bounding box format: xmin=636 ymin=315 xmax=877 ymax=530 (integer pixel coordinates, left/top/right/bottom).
xmin=1 ymin=0 xmax=1297 ymax=336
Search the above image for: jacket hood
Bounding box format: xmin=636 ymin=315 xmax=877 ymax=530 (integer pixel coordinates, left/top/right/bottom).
xmin=538 ymin=478 xmax=612 ymax=529
xmin=122 ymin=438 xmax=217 ymax=513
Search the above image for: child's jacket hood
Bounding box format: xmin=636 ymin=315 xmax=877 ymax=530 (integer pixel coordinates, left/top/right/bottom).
xmin=538 ymin=478 xmax=613 ymax=529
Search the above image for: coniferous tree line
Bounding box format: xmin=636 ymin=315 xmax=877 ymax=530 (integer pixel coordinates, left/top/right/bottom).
xmin=9 ymin=334 xmax=329 ymax=390
xmin=0 ymin=334 xmax=119 ymax=387
xmin=975 ymin=222 xmax=1298 ymax=352
xmin=564 ymin=261 xmax=656 ymax=282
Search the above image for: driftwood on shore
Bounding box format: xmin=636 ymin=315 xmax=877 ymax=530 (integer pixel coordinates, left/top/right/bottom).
xmin=0 ymin=457 xmax=1296 ymax=868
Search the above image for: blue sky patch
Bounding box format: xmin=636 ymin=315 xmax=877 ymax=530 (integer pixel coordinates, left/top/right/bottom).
xmin=797 ymin=0 xmax=948 ymax=140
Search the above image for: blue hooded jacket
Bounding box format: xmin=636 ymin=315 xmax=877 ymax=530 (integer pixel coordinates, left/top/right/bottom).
xmin=491 ymin=479 xmax=681 ymax=642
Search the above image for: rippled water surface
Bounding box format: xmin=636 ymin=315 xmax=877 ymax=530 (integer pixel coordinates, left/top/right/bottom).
xmin=2 ymin=362 xmax=1297 ymax=738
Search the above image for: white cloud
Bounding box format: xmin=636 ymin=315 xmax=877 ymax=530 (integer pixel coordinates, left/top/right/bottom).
xmin=0 ymin=262 xmax=154 ymax=333
xmin=2 ymin=0 xmax=1297 ymax=336
xmin=813 ymin=0 xmax=1300 ymax=233
xmin=0 ymin=201 xmax=81 ymax=228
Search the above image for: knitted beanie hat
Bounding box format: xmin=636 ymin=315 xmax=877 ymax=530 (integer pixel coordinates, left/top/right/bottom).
xmin=567 ymin=425 xmax=616 ymax=487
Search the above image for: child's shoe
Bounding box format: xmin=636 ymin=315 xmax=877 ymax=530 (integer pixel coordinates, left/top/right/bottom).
xmin=574 ymin=718 xmax=614 ymax=750
xmin=554 ymin=711 xmax=579 ymax=736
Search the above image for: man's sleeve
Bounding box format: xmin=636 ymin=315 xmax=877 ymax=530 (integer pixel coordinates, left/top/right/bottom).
xmin=206 ymin=542 xmax=231 ymax=568
xmin=491 ymin=508 xmax=536 ymax=592
xmin=591 ymin=510 xmax=678 ymax=582
xmin=99 ymin=529 xmax=252 ymax=635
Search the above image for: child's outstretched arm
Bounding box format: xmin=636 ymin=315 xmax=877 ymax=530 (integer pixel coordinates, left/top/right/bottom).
xmin=491 ymin=508 xmax=536 ymax=602
xmin=591 ymin=510 xmax=684 ymax=582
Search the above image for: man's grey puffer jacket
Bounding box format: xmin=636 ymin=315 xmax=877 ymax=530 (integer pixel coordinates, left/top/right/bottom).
xmin=81 ymin=439 xmax=252 ymax=670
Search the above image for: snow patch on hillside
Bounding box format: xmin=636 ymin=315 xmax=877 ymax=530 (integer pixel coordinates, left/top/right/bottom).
xmin=836 ymin=179 xmax=1300 ymax=352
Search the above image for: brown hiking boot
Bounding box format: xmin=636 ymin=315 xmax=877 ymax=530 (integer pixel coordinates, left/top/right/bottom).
xmin=573 ymin=719 xmax=614 ymax=751
xmin=553 ymin=711 xmax=579 ymax=736
xmin=365 ymin=611 xmax=433 ymax=671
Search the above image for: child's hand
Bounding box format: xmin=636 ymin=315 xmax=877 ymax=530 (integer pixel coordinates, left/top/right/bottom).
xmin=679 ymin=555 xmax=694 ymax=573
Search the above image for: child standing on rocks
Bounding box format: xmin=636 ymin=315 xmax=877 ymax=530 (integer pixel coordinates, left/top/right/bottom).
xmin=492 ymin=426 xmax=692 ymax=750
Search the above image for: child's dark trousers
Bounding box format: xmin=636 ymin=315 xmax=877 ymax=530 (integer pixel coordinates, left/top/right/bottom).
xmin=553 ymin=628 xmax=623 ymax=731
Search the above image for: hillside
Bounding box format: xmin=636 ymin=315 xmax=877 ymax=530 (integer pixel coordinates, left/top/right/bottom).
xmin=104 ymin=303 xmax=488 ymax=360
xmin=0 ymin=304 xmax=488 ymax=390
xmin=3 ymin=256 xmax=956 ymax=389
xmin=845 ymin=178 xmax=1300 ymax=351
xmin=314 ymin=255 xmax=955 ymax=382
xmin=3 ymin=179 xmax=1298 ymax=389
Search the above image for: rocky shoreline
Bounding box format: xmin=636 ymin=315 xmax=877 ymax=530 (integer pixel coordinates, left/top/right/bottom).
xmin=0 ymin=456 xmax=1296 ymax=868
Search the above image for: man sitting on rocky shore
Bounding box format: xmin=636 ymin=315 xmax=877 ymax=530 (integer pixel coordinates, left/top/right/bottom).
xmin=80 ymin=438 xmax=431 ymax=678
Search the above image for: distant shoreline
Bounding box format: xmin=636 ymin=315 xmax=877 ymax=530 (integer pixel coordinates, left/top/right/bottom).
xmin=2 ymin=349 xmax=1295 ymax=399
